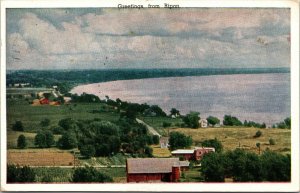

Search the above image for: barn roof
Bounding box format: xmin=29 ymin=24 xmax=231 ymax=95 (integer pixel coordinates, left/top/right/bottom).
xmin=127 ymin=158 xmax=180 ymax=174
xmin=171 ymin=149 xmax=194 ymax=154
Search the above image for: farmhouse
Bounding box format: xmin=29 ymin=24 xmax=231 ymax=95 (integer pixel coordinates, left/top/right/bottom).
xmin=171 ymin=147 xmax=215 ymax=161
xmin=199 ymin=118 xmax=208 ymax=128
xmin=126 ymin=158 xmax=188 ymax=182
xmin=160 ymin=137 xmax=169 ymax=148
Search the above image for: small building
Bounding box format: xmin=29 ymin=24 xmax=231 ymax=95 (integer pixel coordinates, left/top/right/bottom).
xmin=160 ymin=137 xmax=169 ymax=149
xmin=171 ymin=147 xmax=215 ymax=161
xmin=39 ymin=98 xmax=49 ymax=105
xmin=126 ymin=158 xmax=187 ymax=183
xmin=199 ymin=118 xmax=208 ymax=128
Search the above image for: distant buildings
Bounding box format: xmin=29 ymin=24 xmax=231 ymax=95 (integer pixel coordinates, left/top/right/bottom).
xmin=171 ymin=147 xmax=215 ymax=161
xmin=126 ymin=158 xmax=189 ymax=182
xmin=199 ymin=118 xmax=208 ymax=128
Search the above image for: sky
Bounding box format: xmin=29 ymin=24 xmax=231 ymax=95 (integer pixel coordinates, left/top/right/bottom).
xmin=6 ymin=8 xmax=290 ymax=70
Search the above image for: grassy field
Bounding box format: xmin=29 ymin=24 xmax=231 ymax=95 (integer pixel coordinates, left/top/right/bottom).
xmin=171 ymin=127 xmax=290 ymax=154
xmin=7 ymin=99 xmax=120 ymax=132
xmin=180 ymin=167 xmax=203 ymax=182
xmin=7 ymin=130 xmax=61 ymax=149
xmin=33 ymin=167 xmax=126 ymax=183
xmin=80 ymin=153 xmax=130 ymax=166
xmin=151 ymin=145 xmax=172 ymax=157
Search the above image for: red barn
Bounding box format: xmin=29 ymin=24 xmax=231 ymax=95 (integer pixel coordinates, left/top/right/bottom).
xmin=126 ymin=158 xmax=185 ymax=183
xmin=39 ymin=98 xmax=49 ymax=105
xmin=171 ymin=147 xmax=215 ymax=161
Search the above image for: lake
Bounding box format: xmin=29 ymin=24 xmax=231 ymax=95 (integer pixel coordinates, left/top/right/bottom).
xmin=71 ymin=73 xmax=290 ymax=126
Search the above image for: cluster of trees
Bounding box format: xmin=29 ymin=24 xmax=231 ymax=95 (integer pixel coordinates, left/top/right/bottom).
xmin=244 ymin=120 xmax=266 ymax=128
xmin=169 ymin=131 xmax=193 ymax=150
xmin=201 ymin=149 xmax=290 ymax=182
xmin=7 ymin=164 xmax=113 ymax=183
xmin=70 ymin=93 xmax=101 ymax=103
xmin=182 ymin=112 xmax=200 ymax=128
xmin=273 ymin=117 xmax=291 ymax=129
xmin=201 ymin=138 xmax=223 ymax=153
xmin=223 ymin=115 xmax=243 ymax=126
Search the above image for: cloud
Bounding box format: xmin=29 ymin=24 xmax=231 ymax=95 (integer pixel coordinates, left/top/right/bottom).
xmin=6 ymin=8 xmax=290 ymax=70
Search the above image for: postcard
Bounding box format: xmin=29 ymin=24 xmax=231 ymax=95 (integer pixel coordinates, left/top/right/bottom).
xmin=1 ymin=0 xmax=299 ymax=192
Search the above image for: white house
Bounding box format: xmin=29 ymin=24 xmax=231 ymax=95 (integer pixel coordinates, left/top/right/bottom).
xmin=199 ymin=118 xmax=208 ymax=128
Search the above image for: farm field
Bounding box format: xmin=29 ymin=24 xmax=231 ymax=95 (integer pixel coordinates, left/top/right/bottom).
xmin=151 ymin=145 xmax=172 ymax=157
xmin=7 ymin=130 xmax=61 ymax=149
xmin=171 ymin=127 xmax=291 ymax=154
xmin=7 ymin=149 xmax=78 ymax=166
xmin=7 ymin=99 xmax=120 ymax=132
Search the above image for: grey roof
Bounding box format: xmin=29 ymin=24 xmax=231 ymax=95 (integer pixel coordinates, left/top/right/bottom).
xmin=127 ymin=158 xmax=180 ymax=174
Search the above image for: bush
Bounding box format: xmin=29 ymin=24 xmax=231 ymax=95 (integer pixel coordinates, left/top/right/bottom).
xmin=72 ymin=166 xmax=113 ymax=182
xmin=80 ymin=145 xmax=96 ymax=158
xmin=17 ymin=134 xmax=27 ymax=149
xmin=269 ymin=138 xmax=276 ymax=145
xmin=254 ymin=130 xmax=262 ymax=138
xmin=152 ymin=135 xmax=159 ymax=145
xmin=7 ymin=164 xmax=36 ymax=182
xmin=12 ymin=121 xmax=24 ymax=131
xmin=40 ymin=118 xmax=50 ymax=127
xmin=34 ymin=130 xmax=55 ymax=148
xmin=162 ymin=122 xmax=171 ymax=128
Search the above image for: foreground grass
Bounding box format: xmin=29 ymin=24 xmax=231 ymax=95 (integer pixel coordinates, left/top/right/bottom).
xmin=33 ymin=167 xmax=126 ymax=183
xmin=171 ymin=127 xmax=290 ymax=154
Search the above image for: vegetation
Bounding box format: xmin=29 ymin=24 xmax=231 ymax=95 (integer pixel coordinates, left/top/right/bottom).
xmin=201 ymin=138 xmax=223 ymax=153
xmin=7 ymin=164 xmax=36 ymax=182
xmin=72 ymin=166 xmax=113 ymax=182
xmin=34 ymin=130 xmax=55 ymax=148
xmin=40 ymin=118 xmax=50 ymax=127
xmin=273 ymin=117 xmax=291 ymax=129
xmin=17 ymin=134 xmax=27 ymax=149
xmin=80 ymin=145 xmax=96 ymax=158
xmin=269 ymin=138 xmax=276 ymax=145
xmin=244 ymin=120 xmax=266 ymax=128
xmin=182 ymin=111 xmax=200 ymax=128
xmin=207 ymin=116 xmax=220 ymax=126
xmin=169 ymin=131 xmax=193 ymax=150
xmin=223 ymin=115 xmax=242 ymax=126
xmin=12 ymin=121 xmax=24 ymax=131
xmin=201 ymin=149 xmax=290 ymax=182
xmin=57 ymin=132 xmax=78 ymax=149
xmin=254 ymin=130 xmax=262 ymax=138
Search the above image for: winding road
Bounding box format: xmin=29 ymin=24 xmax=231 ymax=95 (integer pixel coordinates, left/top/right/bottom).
xmin=136 ymin=118 xmax=161 ymax=137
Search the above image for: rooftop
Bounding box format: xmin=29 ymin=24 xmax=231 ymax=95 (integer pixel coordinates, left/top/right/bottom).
xmin=127 ymin=158 xmax=180 ymax=174
xmin=171 ymin=149 xmax=194 ymax=154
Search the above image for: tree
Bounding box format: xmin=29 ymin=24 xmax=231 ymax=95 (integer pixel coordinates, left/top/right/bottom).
xmin=17 ymin=134 xmax=27 ymax=149
xmin=80 ymin=145 xmax=96 ymax=158
xmin=72 ymin=166 xmax=113 ymax=182
xmin=169 ymin=132 xmax=193 ymax=150
xmin=200 ymin=153 xmax=225 ymax=182
xmin=182 ymin=111 xmax=200 ymax=128
xmin=206 ymin=116 xmax=220 ymax=126
xmin=152 ymin=135 xmax=160 ymax=145
xmin=223 ymin=115 xmax=242 ymax=126
xmin=144 ymin=146 xmax=153 ymax=157
xmin=12 ymin=121 xmax=24 ymax=131
xmin=40 ymin=118 xmax=50 ymax=127
xmin=201 ymin=138 xmax=223 ymax=153
xmin=7 ymin=164 xmax=36 ymax=182
xmin=162 ymin=122 xmax=171 ymax=128
xmin=284 ymin=117 xmax=291 ymax=129
xmin=34 ymin=130 xmax=55 ymax=148
xmin=57 ymin=132 xmax=78 ymax=149
xmin=170 ymin=108 xmax=180 ymax=117
xmin=256 ymin=142 xmax=261 ymax=154
xmin=260 ymin=151 xmax=290 ymax=181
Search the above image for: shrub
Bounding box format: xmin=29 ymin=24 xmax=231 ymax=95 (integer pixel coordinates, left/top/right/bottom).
xmin=17 ymin=134 xmax=27 ymax=149
xmin=207 ymin=116 xmax=220 ymax=126
xmin=12 ymin=121 xmax=24 ymax=131
xmin=40 ymin=118 xmax=50 ymax=127
xmin=72 ymin=166 xmax=113 ymax=182
xmin=80 ymin=145 xmax=96 ymax=158
xmin=269 ymin=138 xmax=276 ymax=145
xmin=162 ymin=122 xmax=171 ymax=128
xmin=152 ymin=135 xmax=159 ymax=145
xmin=7 ymin=164 xmax=36 ymax=182
xmin=254 ymin=130 xmax=262 ymax=138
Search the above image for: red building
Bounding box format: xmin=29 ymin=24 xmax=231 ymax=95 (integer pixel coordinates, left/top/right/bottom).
xmin=171 ymin=147 xmax=215 ymax=161
xmin=126 ymin=158 xmax=187 ymax=183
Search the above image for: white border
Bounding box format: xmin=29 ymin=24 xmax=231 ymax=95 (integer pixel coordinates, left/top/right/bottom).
xmin=1 ymin=0 xmax=299 ymax=192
